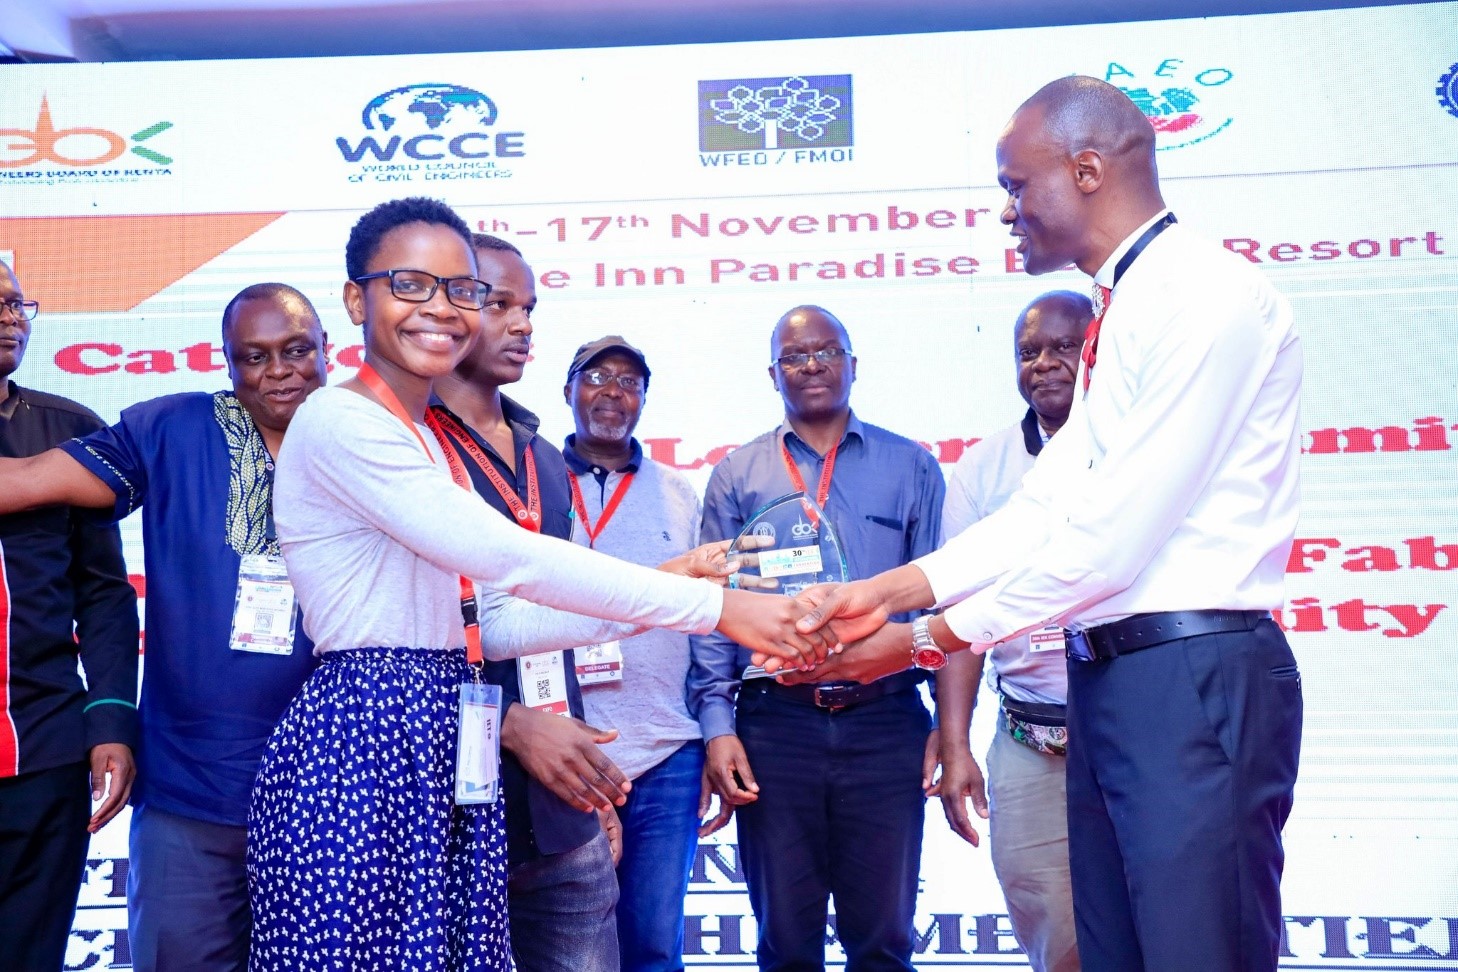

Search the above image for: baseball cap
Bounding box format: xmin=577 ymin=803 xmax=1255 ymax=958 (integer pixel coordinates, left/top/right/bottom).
xmin=566 ymin=335 xmax=651 ymax=386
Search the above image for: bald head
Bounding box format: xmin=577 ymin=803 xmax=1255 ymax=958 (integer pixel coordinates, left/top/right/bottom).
xmin=221 ymin=282 xmax=320 ymax=346
xmin=771 ymin=305 xmax=850 ymax=355
xmin=1021 ymin=76 xmax=1157 ymax=183
xmin=996 ymin=76 xmax=1166 ymax=276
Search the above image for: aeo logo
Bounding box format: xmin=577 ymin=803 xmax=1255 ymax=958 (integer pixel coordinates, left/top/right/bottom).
xmin=0 ymin=96 xmax=172 ymax=168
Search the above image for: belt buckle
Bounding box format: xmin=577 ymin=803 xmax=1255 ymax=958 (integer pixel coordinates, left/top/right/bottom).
xmin=1066 ymin=629 xmax=1096 ymax=662
xmin=813 ymin=684 xmax=852 ymax=711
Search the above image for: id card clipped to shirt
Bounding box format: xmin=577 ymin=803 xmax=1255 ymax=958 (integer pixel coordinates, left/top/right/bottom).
xmin=229 ymin=554 xmax=298 ymax=655
xmin=575 ymin=641 xmax=623 ymax=686
xmin=456 ymin=681 xmax=502 ymax=805
xmin=518 ymin=652 xmax=571 ymax=716
xmin=1029 ymin=625 xmax=1068 ymax=654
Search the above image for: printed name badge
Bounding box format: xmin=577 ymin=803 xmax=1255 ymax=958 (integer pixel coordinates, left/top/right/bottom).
xmin=576 ymin=641 xmax=623 ymax=686
xmin=229 ymin=554 xmax=298 ymax=655
xmin=1029 ymin=625 xmax=1068 ymax=654
xmin=518 ymin=651 xmax=571 ymax=716
xmin=757 ymin=544 xmax=825 ymax=579
xmin=456 ymin=681 xmax=502 ymax=805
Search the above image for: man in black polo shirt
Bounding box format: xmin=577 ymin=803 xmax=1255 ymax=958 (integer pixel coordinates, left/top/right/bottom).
xmin=431 ymin=235 xmax=628 ymax=972
xmin=0 ymin=259 xmax=138 ymax=970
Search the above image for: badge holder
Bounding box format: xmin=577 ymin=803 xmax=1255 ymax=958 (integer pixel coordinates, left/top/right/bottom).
xmin=576 ymin=641 xmax=623 ymax=686
xmin=518 ymin=650 xmax=571 ymax=715
xmin=455 ymin=675 xmax=502 ymax=805
xmin=229 ymin=553 xmax=298 ymax=655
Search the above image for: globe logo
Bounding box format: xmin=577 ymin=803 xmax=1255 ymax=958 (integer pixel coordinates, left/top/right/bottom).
xmin=361 ymin=84 xmax=498 ymax=133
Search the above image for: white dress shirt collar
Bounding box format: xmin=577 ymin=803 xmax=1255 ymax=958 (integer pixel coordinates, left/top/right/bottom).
xmin=1093 ymin=208 xmax=1173 ymax=290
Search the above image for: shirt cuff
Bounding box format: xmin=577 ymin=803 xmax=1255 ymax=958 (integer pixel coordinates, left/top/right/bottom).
xmin=83 ymin=698 xmax=139 ymax=753
xmin=941 ymin=594 xmax=1002 ymax=651
xmin=693 ymin=584 xmax=726 ymax=636
xmin=698 ymin=701 xmax=737 ymax=741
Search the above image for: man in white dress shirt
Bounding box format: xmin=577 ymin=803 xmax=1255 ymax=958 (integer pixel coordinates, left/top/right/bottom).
xmin=782 ymin=76 xmax=1304 ymax=972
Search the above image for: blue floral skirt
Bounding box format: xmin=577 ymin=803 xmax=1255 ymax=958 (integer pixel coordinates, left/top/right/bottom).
xmin=247 ymin=647 xmax=511 ymax=972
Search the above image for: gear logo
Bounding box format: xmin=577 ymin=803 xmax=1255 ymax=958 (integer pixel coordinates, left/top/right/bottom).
xmin=698 ymin=75 xmax=853 ymax=152
xmin=752 ymin=522 xmax=777 ymax=542
xmin=1439 ymin=63 xmax=1458 ymax=119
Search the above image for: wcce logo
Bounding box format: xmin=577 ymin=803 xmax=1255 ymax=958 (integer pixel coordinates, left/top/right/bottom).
xmin=0 ymin=96 xmax=173 ymax=168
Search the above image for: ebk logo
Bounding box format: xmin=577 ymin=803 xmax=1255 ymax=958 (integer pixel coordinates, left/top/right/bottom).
xmin=697 ymin=75 xmax=854 ymax=169
xmin=1103 ymin=59 xmax=1235 ymax=150
xmin=790 ymin=518 xmax=818 ymax=540
xmin=335 ymin=83 xmax=526 ymax=184
xmin=0 ymin=96 xmax=173 ymax=184
xmin=1438 ymin=63 xmax=1458 ymax=119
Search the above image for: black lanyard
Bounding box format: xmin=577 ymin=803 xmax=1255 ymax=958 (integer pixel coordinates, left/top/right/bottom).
xmin=1112 ymin=212 xmax=1177 ymax=288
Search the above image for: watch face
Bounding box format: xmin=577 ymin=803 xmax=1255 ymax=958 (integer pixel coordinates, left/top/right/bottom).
xmin=913 ymin=647 xmax=947 ymax=671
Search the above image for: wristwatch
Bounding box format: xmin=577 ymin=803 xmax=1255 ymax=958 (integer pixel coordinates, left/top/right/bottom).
xmin=910 ymin=615 xmax=949 ymax=672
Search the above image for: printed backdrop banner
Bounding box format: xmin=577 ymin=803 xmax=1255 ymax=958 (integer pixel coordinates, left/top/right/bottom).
xmin=2 ymin=2 xmax=1456 ymax=968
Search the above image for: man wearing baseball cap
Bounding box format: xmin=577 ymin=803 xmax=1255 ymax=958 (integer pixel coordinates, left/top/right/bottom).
xmin=562 ymin=335 xmax=707 ymax=972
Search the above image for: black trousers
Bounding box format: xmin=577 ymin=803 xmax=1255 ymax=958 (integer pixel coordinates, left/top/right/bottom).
xmin=735 ymin=684 xmax=930 ymax=972
xmin=1065 ymin=618 xmax=1303 ymax=972
xmin=0 ymin=761 xmax=91 ymax=971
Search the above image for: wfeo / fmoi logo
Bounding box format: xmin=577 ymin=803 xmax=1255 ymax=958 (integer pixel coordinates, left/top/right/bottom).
xmin=0 ymin=95 xmax=173 ymax=185
xmin=697 ymin=75 xmax=853 ymax=169
xmin=1102 ymin=59 xmax=1235 ymax=150
xmin=335 ymin=83 xmax=525 ymax=184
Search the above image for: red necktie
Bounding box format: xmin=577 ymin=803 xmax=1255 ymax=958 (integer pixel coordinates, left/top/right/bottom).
xmin=1081 ymin=284 xmax=1112 ymax=391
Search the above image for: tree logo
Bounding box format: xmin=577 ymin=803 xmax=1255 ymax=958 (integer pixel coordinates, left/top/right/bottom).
xmin=698 ymin=75 xmax=853 ymax=151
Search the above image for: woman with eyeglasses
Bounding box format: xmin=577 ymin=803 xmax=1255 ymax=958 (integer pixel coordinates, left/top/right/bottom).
xmin=247 ymin=197 xmax=828 ymax=971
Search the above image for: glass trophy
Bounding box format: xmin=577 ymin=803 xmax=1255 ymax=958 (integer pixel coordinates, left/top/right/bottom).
xmin=729 ymin=492 xmax=850 ymax=679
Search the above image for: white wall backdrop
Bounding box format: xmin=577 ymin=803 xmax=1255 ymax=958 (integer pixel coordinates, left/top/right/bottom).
xmin=2 ymin=3 xmax=1457 ymax=967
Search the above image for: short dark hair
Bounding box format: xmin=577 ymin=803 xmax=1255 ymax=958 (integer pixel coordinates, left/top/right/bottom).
xmin=220 ymin=282 xmax=320 ymax=344
xmin=471 ymin=232 xmax=522 ymax=257
xmin=345 ymin=197 xmax=473 ymax=281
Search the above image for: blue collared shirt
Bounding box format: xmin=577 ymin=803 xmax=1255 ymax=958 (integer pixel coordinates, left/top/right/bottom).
xmin=687 ymin=413 xmax=945 ymax=740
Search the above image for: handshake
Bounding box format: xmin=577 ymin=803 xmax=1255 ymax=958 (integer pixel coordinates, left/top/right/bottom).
xmin=660 ymin=537 xmax=942 ymax=685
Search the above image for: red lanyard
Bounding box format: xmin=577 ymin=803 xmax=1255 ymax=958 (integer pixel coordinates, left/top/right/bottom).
xmin=568 ymin=473 xmax=634 ymax=547
xmin=356 ymin=363 xmax=483 ymax=665
xmin=780 ymin=438 xmax=838 ymax=526
xmin=426 ymin=407 xmax=542 ymax=533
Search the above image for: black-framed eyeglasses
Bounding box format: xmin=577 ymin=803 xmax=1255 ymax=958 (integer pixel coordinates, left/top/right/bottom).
xmin=0 ymin=298 xmax=39 ymax=322
xmin=774 ymin=347 xmax=851 ymax=371
xmin=578 ymin=368 xmax=645 ymax=393
xmin=353 ymin=269 xmax=492 ymax=311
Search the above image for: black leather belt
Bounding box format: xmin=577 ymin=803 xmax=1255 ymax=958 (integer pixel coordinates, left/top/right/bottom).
xmin=1066 ymin=609 xmax=1269 ymax=662
xmin=753 ymin=671 xmax=921 ymax=712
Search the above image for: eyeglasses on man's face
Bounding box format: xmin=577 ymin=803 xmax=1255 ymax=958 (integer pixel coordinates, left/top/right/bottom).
xmin=0 ymin=299 xmax=39 ymax=322
xmin=353 ymin=269 xmax=492 ymax=311
xmin=578 ymin=369 xmax=645 ymax=393
xmin=774 ymin=347 xmax=851 ymax=371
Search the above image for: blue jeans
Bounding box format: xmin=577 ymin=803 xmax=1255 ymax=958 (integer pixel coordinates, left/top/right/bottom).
xmin=736 ymin=684 xmax=930 ymax=972
xmin=508 ymin=828 xmax=620 ymax=972
xmin=615 ymin=740 xmax=705 ymax=972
